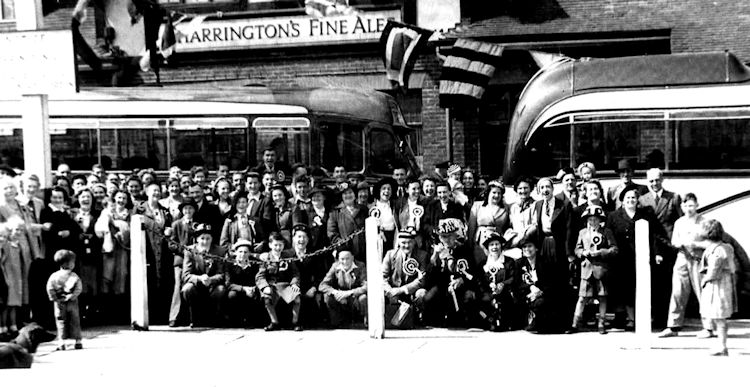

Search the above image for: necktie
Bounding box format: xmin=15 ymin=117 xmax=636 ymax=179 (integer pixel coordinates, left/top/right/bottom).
xmin=398 ymin=186 xmax=405 ymax=197
xmin=545 ymin=201 xmax=551 ymax=216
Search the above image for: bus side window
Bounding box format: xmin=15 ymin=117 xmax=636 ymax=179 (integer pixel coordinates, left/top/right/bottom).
xmin=369 ymin=128 xmax=397 ymax=175
xmin=318 ymin=122 xmax=364 ymax=173
xmin=674 ymin=118 xmax=750 ymax=169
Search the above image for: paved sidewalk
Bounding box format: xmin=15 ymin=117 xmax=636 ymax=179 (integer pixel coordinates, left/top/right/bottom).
xmin=5 ymin=319 xmax=749 ymax=386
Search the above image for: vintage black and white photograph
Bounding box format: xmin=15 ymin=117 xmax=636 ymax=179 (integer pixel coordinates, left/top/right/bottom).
xmin=0 ymin=0 xmax=748 ymax=384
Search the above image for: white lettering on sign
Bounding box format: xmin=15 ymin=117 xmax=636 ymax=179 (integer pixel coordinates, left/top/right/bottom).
xmin=0 ymin=30 xmax=77 ymax=95
xmin=175 ymin=10 xmax=401 ymax=52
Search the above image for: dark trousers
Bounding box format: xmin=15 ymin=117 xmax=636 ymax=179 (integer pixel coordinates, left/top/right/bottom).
xmin=226 ymin=289 xmax=264 ymax=327
xmin=323 ymin=293 xmax=367 ymax=327
xmin=181 ymin=282 xmax=227 ymax=326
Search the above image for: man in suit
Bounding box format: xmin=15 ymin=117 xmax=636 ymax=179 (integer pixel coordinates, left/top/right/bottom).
xmin=250 ymin=148 xmax=289 ymax=177
xmin=319 ymin=250 xmax=368 ymax=328
xmin=382 ymin=229 xmax=429 ymax=327
xmin=534 ymin=177 xmax=576 ymax=330
xmin=392 ymin=167 xmax=408 ymax=199
xmin=639 ymin=168 xmax=683 ymax=328
xmin=606 ymin=159 xmax=649 ymax=209
xmin=555 ymin=167 xmax=579 ymax=207
xmin=181 ymin=224 xmax=229 ymax=327
xmin=188 ymin=183 xmax=222 ymax=240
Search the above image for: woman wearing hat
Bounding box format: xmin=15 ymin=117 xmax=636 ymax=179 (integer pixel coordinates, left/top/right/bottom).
xmin=606 ymin=184 xmax=669 ymax=330
xmin=478 ymin=231 xmax=519 ymax=331
xmin=467 ymin=180 xmax=510 ymax=265
xmin=516 ymin=237 xmax=563 ymax=333
xmin=568 ymin=205 xmax=618 ymax=335
xmin=327 ymin=185 xmax=367 ymax=261
xmin=371 ymin=177 xmax=399 ymax=250
xmin=294 ymin=186 xmax=330 ymax=254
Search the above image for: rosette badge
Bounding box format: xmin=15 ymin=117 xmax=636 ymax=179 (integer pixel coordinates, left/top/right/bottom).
xmin=276 ymin=170 xmax=286 ymax=182
xmin=369 ymin=207 xmax=382 ymax=219
xmin=412 ymin=205 xmax=424 ymax=219
xmin=402 ymin=257 xmax=419 ymax=276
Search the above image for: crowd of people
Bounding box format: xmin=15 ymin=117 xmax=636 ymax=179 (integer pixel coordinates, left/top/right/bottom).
xmin=0 ymin=149 xmax=739 ymax=355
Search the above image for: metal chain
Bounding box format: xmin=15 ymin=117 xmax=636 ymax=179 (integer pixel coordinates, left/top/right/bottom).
xmin=137 ymin=214 xmax=364 ymax=268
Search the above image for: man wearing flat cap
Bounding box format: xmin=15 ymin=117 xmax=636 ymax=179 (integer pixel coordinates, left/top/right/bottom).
xmin=181 ymin=223 xmax=229 ymax=327
xmin=606 ymin=159 xmax=649 ymax=210
xmin=319 ymin=250 xmax=368 ymax=328
xmin=382 ymin=228 xmax=429 ymax=328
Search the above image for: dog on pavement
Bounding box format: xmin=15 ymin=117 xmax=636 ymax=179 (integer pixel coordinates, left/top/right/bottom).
xmin=0 ymin=323 xmax=57 ymax=368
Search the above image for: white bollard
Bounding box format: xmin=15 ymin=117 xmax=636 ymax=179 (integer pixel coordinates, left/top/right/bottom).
xmin=365 ymin=217 xmax=385 ymax=339
xmin=635 ymin=219 xmax=651 ymax=348
xmin=130 ymin=215 xmax=149 ymax=329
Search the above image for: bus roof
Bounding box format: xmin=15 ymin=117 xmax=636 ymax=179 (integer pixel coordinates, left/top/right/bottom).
xmin=504 ymin=52 xmax=750 ymax=183
xmin=57 ymin=86 xmax=410 ymax=129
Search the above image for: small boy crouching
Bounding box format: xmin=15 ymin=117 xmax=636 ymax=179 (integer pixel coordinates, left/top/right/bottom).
xmin=567 ymin=205 xmax=618 ymax=335
xmin=46 ymin=249 xmax=83 ymax=350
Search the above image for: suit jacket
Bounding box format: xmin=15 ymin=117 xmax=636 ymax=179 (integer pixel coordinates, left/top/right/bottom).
xmin=193 ymin=200 xmax=222 ymax=240
xmin=638 ymin=190 xmax=682 ymax=238
xmin=219 ymin=214 xmax=261 ymax=249
xmin=327 ymin=203 xmax=368 ymax=260
xmin=318 ymin=260 xmax=367 ymax=296
xmin=182 ymin=244 xmax=228 ymax=288
xmin=533 ymin=197 xmax=575 ymax=266
xmin=382 ymin=248 xmax=428 ymax=295
xmin=423 ymin=200 xmax=465 ymax=244
xmin=255 ymin=251 xmax=300 ymax=289
xmin=574 ymin=227 xmax=618 ymax=279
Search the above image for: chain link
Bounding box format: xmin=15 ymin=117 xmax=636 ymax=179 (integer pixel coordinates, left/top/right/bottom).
xmin=137 ymin=214 xmax=365 ymax=268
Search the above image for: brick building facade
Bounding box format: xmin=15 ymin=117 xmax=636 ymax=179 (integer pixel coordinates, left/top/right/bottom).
xmin=5 ymin=0 xmax=750 ymax=177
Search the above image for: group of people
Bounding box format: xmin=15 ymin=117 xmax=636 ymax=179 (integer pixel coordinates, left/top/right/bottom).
xmin=0 ymin=150 xmax=739 ymax=355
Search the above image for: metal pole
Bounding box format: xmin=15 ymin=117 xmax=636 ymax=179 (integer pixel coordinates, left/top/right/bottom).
xmin=365 ymin=217 xmax=384 ymax=338
xmin=130 ymin=215 xmax=149 ymax=329
xmin=635 ymin=219 xmax=651 ymax=348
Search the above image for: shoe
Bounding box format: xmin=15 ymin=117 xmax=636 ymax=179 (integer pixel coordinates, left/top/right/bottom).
xmin=598 ymin=325 xmax=608 ymax=335
xmin=565 ymin=327 xmax=579 ymax=334
xmin=264 ymin=323 xmax=280 ymax=331
xmin=74 ymin=343 xmax=83 ymax=350
xmin=696 ymin=329 xmax=715 ymax=339
xmin=625 ymin=321 xmax=635 ymax=332
xmin=709 ymin=347 xmax=728 ymax=356
xmin=657 ymin=328 xmax=678 ymax=338
xmin=56 ymin=344 xmax=66 ymax=351
xmin=168 ymin=320 xmax=178 ymax=328
xmin=293 ymin=324 xmax=303 ymax=332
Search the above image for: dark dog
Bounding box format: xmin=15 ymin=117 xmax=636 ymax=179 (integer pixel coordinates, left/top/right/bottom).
xmin=0 ymin=323 xmax=56 ymax=368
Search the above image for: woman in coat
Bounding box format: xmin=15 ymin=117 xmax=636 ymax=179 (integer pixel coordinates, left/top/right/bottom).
xmin=95 ymin=189 xmax=133 ymax=324
xmin=136 ymin=183 xmax=174 ymax=324
xmin=69 ymin=188 xmax=102 ymax=325
xmin=264 ymin=184 xmax=293 ymax=247
xmin=327 ymin=185 xmax=367 ymax=261
xmin=606 ymin=184 xmax=669 ymax=330
xmin=467 ymin=180 xmax=511 ymax=265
